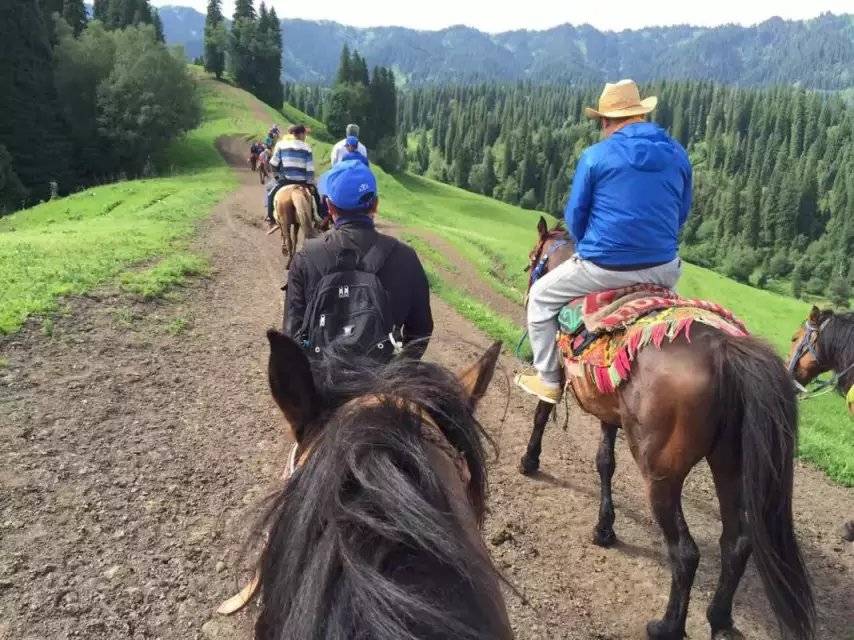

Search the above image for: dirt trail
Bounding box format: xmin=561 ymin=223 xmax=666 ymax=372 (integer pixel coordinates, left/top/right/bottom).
xmin=1 ymin=142 xmax=851 ymax=640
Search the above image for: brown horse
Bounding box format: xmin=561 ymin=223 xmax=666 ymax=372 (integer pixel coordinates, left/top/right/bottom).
xmin=787 ymin=306 xmax=854 ymax=413
xmin=268 ymin=184 xmax=318 ymax=269
xmin=520 ymin=218 xmax=814 ymax=640
xmin=249 ymin=331 xmax=512 ymax=639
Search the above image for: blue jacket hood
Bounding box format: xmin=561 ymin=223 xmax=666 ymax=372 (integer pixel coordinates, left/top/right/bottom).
xmin=612 ymin=123 xmax=678 ymax=173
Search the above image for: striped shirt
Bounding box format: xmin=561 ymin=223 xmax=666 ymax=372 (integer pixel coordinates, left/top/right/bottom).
xmin=270 ymin=136 xmax=315 ymax=182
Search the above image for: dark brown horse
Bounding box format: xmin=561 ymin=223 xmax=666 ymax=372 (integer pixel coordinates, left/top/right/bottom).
xmin=520 ymin=218 xmax=815 ymax=640
xmin=787 ymin=306 xmax=854 ymax=414
xmin=253 ymin=331 xmax=513 ymax=640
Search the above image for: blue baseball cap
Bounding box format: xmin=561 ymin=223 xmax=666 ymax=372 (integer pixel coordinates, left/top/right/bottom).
xmin=319 ymin=159 xmax=378 ymax=210
xmin=345 ymin=135 xmax=359 ymax=146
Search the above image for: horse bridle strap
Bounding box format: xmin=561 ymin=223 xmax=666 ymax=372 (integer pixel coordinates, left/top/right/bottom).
xmin=284 ymin=395 xmax=470 ymax=485
xmin=530 ymin=237 xmax=570 ymax=287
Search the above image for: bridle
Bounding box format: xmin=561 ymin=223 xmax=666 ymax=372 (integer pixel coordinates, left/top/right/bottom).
xmin=526 ymin=233 xmax=570 ymax=291
xmin=284 ymin=394 xmax=471 ymax=485
xmin=788 ymin=317 xmax=854 ymax=398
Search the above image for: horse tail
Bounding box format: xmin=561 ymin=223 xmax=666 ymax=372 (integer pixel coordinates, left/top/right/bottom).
xmin=716 ymin=334 xmax=815 ymax=639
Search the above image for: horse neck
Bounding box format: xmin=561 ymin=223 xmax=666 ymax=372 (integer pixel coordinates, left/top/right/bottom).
xmin=820 ymin=315 xmax=854 ymax=390
xmin=545 ymin=233 xmax=574 ymax=274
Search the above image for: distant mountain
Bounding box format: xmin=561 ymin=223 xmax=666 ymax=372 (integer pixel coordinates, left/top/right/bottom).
xmin=156 ymin=6 xmax=854 ymax=89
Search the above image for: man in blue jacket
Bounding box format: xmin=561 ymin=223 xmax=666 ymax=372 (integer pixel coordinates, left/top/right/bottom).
xmin=516 ymin=80 xmax=692 ymax=404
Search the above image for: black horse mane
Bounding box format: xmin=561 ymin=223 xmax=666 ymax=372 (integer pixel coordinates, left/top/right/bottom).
xmin=254 ymin=351 xmax=506 ymax=640
xmin=819 ymin=310 xmax=854 ymax=392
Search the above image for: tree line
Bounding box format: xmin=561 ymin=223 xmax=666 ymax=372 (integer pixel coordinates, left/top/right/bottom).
xmin=0 ymin=0 xmax=199 ymax=213
xmin=319 ymin=46 xmax=404 ymax=171
xmin=392 ymin=82 xmax=852 ymax=305
xmin=203 ymin=0 xmax=283 ymax=109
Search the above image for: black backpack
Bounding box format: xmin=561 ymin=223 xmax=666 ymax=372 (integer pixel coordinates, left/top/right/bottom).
xmin=297 ymin=237 xmax=399 ymax=362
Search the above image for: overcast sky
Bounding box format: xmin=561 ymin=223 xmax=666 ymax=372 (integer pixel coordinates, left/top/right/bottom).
xmin=151 ymin=0 xmax=850 ymax=32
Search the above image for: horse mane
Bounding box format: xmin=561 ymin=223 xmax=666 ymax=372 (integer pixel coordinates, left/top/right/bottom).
xmin=254 ymin=351 xmax=506 ymax=640
xmin=819 ymin=310 xmax=854 ymax=392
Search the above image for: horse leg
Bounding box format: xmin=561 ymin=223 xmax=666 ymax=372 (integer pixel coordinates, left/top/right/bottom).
xmin=592 ymin=422 xmax=619 ymax=547
xmin=646 ymin=476 xmax=699 ymax=640
xmin=518 ymin=400 xmax=553 ymax=474
xmin=705 ymin=449 xmax=750 ymax=640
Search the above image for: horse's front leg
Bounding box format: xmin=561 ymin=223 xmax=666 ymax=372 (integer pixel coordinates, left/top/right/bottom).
xmin=519 ymin=400 xmax=553 ymax=474
xmin=593 ymin=422 xmax=619 ymax=547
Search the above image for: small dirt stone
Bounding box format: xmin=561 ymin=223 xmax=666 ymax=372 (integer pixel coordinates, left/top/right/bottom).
xmin=215 ymin=561 xmax=226 ymax=573
xmin=491 ymin=528 xmax=514 ymax=546
xmin=842 ymin=520 xmax=854 ymax=542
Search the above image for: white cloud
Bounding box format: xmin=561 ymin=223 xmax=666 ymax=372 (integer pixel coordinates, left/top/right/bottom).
xmin=151 ymin=0 xmax=851 ymax=32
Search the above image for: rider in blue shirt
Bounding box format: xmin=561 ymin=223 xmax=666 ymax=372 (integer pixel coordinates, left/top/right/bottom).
xmin=516 ymin=80 xmax=692 ymax=404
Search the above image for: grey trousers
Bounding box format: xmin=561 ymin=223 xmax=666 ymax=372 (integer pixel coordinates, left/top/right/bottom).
xmin=527 ymin=255 xmax=682 ymax=382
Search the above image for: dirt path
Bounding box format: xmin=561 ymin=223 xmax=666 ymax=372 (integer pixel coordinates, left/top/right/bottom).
xmin=1 ymin=143 xmax=851 ymax=640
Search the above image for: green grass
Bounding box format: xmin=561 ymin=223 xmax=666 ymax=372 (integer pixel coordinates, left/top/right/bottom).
xmin=120 ymin=253 xmax=209 ymax=299
xmin=0 ymin=69 xmax=277 ymax=335
xmin=402 ymin=233 xmax=459 ymax=274
xmin=280 ymin=103 xmax=333 ymax=143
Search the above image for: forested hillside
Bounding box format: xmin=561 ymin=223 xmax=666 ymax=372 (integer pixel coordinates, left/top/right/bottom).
xmin=387 ymin=83 xmax=853 ymax=303
xmin=156 ymin=6 xmax=854 ymax=89
xmin=0 ymin=0 xmax=198 ymax=211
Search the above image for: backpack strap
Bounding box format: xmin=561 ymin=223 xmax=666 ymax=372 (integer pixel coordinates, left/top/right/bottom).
xmin=358 ymin=235 xmax=398 ymax=274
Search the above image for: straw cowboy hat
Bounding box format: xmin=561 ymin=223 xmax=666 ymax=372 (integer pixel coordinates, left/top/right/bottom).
xmin=584 ymin=79 xmax=657 ymax=120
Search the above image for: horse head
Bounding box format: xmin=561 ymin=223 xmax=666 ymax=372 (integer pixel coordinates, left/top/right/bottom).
xmin=256 ymin=331 xmax=512 ymax=639
xmin=787 ymin=306 xmax=834 ymax=386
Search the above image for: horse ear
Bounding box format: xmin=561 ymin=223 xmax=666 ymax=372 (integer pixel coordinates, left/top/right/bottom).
xmin=808 ymin=306 xmax=821 ymax=324
xmin=537 ymin=216 xmax=548 ymax=239
xmin=457 ymin=341 xmax=502 ymax=410
xmin=266 ymin=329 xmax=320 ymax=442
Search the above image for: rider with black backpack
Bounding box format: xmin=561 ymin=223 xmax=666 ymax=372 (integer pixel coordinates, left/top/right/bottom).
xmin=283 ymin=159 xmax=433 ymax=361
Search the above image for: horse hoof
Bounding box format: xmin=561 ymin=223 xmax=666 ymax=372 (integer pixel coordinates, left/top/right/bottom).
xmin=592 ymin=527 xmax=617 ymax=548
xmin=712 ymin=628 xmax=744 ymax=640
xmin=646 ymin=620 xmax=683 ymax=640
xmin=518 ymin=456 xmax=539 ymax=475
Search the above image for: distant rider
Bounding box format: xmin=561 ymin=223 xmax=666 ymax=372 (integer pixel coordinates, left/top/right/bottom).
xmin=266 ymin=124 xmax=321 ymax=225
xmin=515 ymin=79 xmax=693 ymax=404
xmin=331 ymin=123 xmax=368 ymax=166
xmin=341 ymin=135 xmax=369 ymax=166
xmin=284 ymin=160 xmax=433 ymax=359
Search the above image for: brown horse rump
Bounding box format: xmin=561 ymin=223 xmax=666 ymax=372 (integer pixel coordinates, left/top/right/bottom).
xmin=558 ymin=285 xmax=748 ymax=393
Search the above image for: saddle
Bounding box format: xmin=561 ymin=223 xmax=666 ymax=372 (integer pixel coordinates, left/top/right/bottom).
xmin=557 ymin=285 xmax=748 ymax=393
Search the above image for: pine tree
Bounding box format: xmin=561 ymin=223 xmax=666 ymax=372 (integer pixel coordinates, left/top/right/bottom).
xmin=791 ymin=262 xmax=803 ymax=299
xmin=93 ymin=0 xmax=108 ymax=21
xmin=62 ymin=0 xmax=88 ymax=35
xmin=233 ymin=0 xmax=255 ymax=20
xmin=336 ymin=44 xmax=352 ymax=85
xmin=0 ymin=0 xmax=71 ymax=202
xmin=265 ymin=7 xmax=283 ymax=105
xmin=152 ymin=8 xmax=163 ymax=42
xmin=203 ymin=0 xmax=226 ymax=79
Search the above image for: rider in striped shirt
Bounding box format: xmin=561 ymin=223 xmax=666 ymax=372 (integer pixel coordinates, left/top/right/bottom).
xmin=266 ymin=124 xmax=319 ymax=224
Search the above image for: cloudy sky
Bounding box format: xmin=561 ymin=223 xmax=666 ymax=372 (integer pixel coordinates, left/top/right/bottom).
xmin=151 ymin=0 xmax=850 ymax=32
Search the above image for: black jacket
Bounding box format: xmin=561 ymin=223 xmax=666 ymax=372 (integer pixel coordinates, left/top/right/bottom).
xmin=284 ymin=221 xmax=433 ymax=358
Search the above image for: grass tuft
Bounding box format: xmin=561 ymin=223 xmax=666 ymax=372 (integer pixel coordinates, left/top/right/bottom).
xmin=120 ymin=253 xmax=209 ymax=299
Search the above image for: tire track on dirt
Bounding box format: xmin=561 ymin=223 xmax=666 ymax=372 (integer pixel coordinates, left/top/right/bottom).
xmin=1 ymin=143 xmax=851 ymax=640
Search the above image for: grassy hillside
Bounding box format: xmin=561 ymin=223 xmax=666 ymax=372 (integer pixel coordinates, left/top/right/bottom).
xmin=0 ymin=70 xmax=278 ymax=334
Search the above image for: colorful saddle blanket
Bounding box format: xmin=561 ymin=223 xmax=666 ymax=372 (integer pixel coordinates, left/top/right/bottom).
xmin=557 ymin=285 xmax=748 ymax=393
